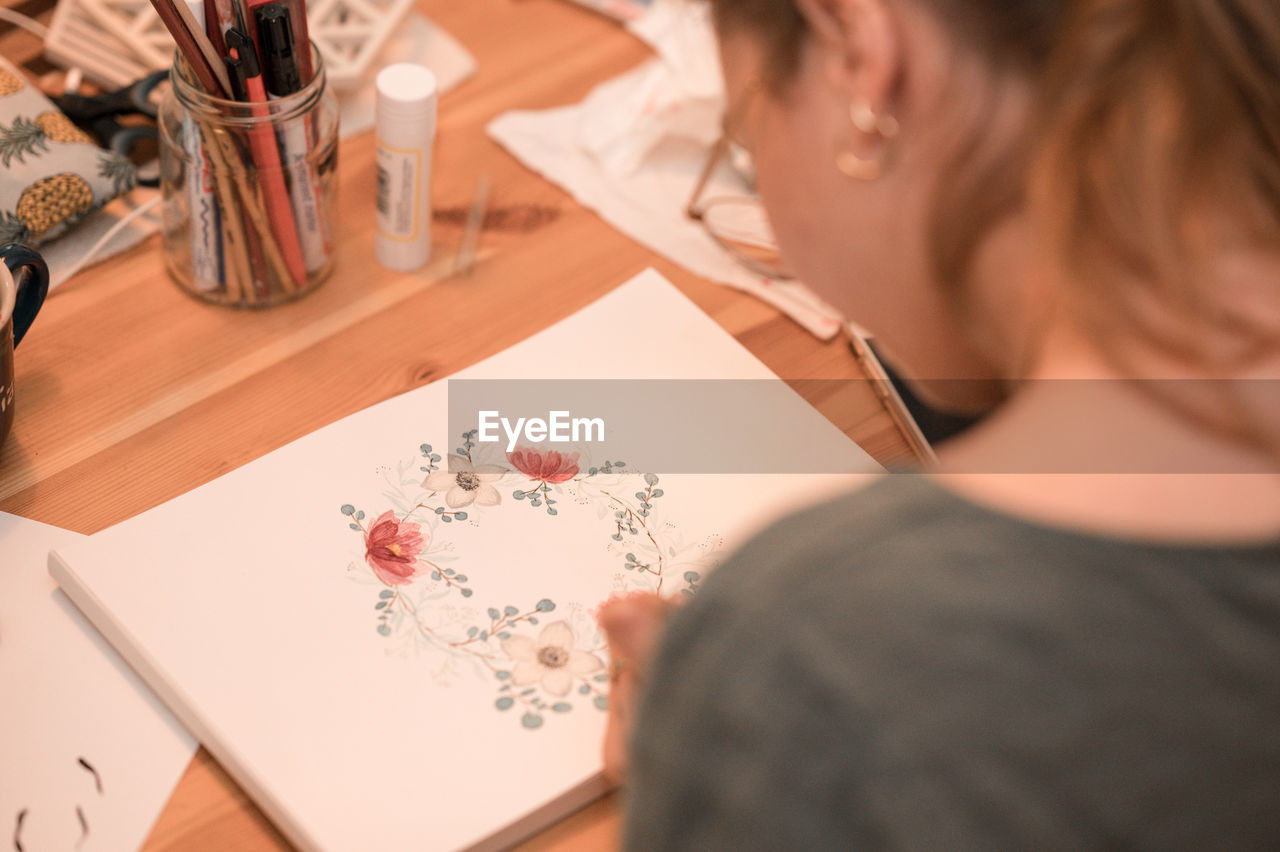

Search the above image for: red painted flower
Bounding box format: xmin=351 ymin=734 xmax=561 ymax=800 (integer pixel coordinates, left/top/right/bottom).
xmin=507 ymin=447 xmax=580 ymax=484
xmin=364 ymin=510 xmax=426 ymax=586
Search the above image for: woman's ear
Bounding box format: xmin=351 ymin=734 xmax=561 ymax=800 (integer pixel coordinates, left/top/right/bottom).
xmin=792 ymin=0 xmax=900 ymax=113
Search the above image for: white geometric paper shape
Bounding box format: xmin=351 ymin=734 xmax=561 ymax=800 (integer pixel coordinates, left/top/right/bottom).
xmin=45 ymin=0 xmax=414 ymax=90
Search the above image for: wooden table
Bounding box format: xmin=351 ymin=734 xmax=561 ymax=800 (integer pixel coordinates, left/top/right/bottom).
xmin=0 ymin=0 xmax=914 ymax=847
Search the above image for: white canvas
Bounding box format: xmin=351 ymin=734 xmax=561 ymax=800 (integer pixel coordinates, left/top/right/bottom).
xmin=52 ymin=269 xmax=879 ymax=851
xmin=0 ymin=514 xmax=195 ymax=852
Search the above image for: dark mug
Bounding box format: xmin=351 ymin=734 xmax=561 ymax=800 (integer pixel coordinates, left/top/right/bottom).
xmin=1 ymin=243 xmax=49 ymax=450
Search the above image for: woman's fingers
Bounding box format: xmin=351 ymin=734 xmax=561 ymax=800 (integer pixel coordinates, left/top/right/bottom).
xmin=598 ymin=592 xmax=675 ymax=785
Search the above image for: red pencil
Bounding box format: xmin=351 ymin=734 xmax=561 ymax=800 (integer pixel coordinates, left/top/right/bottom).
xmin=225 ymin=29 xmax=309 ymax=289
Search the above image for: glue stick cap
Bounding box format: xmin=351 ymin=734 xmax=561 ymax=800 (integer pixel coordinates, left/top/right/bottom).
xmin=375 ymin=63 xmax=438 ymax=119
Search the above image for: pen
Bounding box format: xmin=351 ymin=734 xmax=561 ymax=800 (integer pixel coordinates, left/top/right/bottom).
xmin=256 ymin=4 xmax=301 ymax=95
xmin=224 ymin=28 xmax=309 ymax=289
xmin=255 ymin=4 xmax=330 ymax=273
xmin=845 ymin=326 xmax=938 ymax=467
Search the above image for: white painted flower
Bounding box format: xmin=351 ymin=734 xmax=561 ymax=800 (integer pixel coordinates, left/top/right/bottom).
xmin=501 ymin=620 xmax=603 ymax=696
xmin=424 ymin=456 xmax=503 ymax=508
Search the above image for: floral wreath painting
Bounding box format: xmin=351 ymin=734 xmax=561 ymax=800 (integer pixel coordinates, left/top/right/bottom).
xmin=341 ymin=430 xmax=722 ymax=730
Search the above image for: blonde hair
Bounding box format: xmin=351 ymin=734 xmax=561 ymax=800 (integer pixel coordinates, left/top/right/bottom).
xmin=1030 ymin=0 xmax=1280 ymax=372
xmin=712 ymin=0 xmax=1280 ymax=446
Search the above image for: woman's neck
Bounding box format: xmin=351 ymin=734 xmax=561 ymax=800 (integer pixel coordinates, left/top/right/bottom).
xmin=932 ymin=318 xmax=1280 ymax=544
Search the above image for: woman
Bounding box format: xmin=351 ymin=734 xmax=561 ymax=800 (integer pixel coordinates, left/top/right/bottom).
xmin=600 ymin=0 xmax=1280 ymax=846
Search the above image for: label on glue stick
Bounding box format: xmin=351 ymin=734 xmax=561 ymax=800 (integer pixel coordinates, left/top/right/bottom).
xmin=375 ymin=142 xmax=422 ymax=242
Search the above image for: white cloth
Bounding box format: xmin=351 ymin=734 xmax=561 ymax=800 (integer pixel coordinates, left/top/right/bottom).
xmin=489 ymin=1 xmax=844 ymax=339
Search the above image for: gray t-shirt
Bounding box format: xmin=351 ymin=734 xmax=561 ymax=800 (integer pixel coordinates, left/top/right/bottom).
xmin=624 ymin=475 xmax=1280 ymax=849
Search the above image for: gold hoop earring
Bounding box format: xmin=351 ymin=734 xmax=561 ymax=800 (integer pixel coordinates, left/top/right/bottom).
xmin=835 ymin=98 xmax=899 ymax=181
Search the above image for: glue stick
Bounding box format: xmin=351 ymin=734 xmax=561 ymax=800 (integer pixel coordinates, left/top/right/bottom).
xmin=375 ymin=64 xmax=437 ymax=272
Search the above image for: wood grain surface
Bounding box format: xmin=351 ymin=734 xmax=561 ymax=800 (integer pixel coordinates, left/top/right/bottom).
xmin=1 ymin=0 xmax=914 ymax=847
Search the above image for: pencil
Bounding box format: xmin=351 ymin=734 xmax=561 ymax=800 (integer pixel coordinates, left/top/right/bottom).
xmin=146 ymin=0 xmax=228 ymax=97
xmin=174 ymin=0 xmax=233 ymax=95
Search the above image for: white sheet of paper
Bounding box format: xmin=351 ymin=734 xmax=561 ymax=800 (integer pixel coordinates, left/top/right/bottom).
xmin=52 ymin=269 xmax=878 ymax=851
xmin=0 ymin=514 xmax=196 ymax=852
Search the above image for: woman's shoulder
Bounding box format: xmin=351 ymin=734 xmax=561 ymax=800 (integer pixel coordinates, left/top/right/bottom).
xmin=649 ymin=472 xmax=1280 ymax=732
xmin=673 ymin=474 xmax=1055 ymax=634
xmin=629 ymin=476 xmax=1280 ymax=848
xmin=682 ymin=473 xmax=1280 ymax=635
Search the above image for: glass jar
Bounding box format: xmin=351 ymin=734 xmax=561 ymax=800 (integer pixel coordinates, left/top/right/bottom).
xmin=158 ymin=47 xmax=339 ymax=307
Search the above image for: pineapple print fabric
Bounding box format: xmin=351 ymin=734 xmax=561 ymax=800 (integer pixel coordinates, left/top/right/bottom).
xmin=0 ymin=56 xmax=136 ymax=246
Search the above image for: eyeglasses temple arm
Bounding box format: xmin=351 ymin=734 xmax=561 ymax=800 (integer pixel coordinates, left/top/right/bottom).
xmin=685 ymin=133 xmax=732 ymax=221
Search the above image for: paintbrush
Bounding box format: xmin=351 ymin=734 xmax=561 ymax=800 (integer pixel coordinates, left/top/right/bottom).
xmin=453 ymin=175 xmax=491 ymax=277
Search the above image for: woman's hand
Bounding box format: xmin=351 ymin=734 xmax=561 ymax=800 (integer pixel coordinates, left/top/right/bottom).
xmin=598 ymin=592 xmax=675 ymax=786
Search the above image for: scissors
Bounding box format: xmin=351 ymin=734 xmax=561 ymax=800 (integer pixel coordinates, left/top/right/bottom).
xmin=52 ymin=71 xmax=169 ymax=188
